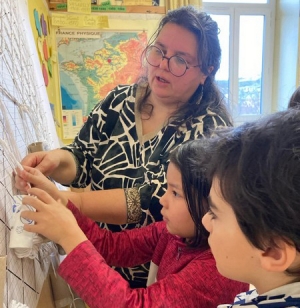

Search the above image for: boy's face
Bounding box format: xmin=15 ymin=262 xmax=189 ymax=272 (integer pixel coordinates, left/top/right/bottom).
xmin=202 ymin=177 xmax=260 ymax=285
xmin=160 ymin=162 xmax=195 ymax=239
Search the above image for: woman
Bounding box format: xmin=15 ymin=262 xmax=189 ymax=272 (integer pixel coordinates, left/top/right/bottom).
xmin=16 ymin=6 xmax=232 ymax=288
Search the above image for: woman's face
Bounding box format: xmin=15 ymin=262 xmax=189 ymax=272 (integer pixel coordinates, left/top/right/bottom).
xmin=147 ymin=23 xmax=208 ymax=106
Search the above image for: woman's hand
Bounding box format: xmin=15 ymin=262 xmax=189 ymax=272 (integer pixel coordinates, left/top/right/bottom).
xmin=21 ymin=187 xmax=87 ymax=254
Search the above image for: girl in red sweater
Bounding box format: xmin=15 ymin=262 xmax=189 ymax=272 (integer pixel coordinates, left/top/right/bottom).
xmin=19 ymin=140 xmax=247 ymax=308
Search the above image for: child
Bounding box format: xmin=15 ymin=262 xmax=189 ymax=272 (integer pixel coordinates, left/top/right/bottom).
xmin=202 ymin=108 xmax=300 ymax=307
xmin=18 ymin=140 xmax=247 ymax=308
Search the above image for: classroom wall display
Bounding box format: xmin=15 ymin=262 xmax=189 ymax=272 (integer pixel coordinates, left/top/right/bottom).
xmin=44 ymin=2 xmax=162 ymax=143
xmin=27 ymin=0 xmax=60 ymax=136
xmin=33 ymin=8 xmax=51 ymax=86
xmin=47 ymin=0 xmax=164 ymax=13
xmin=56 ymin=29 xmax=147 ymax=139
xmin=0 ymin=0 xmax=59 ymax=307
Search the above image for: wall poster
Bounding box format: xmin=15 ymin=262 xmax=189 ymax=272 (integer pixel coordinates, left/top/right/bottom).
xmin=56 ymin=29 xmax=147 ymax=139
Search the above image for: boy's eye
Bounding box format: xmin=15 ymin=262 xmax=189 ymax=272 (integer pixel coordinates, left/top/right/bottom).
xmin=208 ymin=208 xmax=217 ymax=220
xmin=172 ymin=191 xmax=179 ymax=197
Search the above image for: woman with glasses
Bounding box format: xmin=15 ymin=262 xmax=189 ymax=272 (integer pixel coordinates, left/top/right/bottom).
xmin=15 ymin=6 xmax=232 ymax=288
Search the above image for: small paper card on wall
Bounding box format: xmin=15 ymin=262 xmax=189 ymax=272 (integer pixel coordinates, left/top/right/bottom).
xmin=62 ymin=110 xmax=83 ymax=139
xmin=0 ymin=256 xmax=6 ymax=305
xmin=83 ymin=15 xmax=109 ymax=28
xmin=122 ymin=0 xmax=152 ymax=5
xmin=51 ymin=13 xmax=109 ymax=28
xmin=67 ymin=0 xmax=91 ymax=14
xmin=52 ymin=13 xmax=81 ymax=27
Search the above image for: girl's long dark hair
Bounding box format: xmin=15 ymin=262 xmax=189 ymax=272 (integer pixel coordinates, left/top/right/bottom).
xmin=169 ymin=140 xmax=211 ymax=249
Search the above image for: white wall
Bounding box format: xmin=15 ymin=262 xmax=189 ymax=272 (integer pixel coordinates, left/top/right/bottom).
xmin=272 ymin=0 xmax=300 ymax=111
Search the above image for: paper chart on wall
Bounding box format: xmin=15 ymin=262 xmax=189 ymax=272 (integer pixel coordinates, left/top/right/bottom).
xmin=56 ymin=29 xmax=147 ymax=139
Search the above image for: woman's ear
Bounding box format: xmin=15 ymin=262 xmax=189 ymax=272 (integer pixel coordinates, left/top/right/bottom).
xmin=208 ymin=66 xmax=214 ymax=75
xmin=200 ymin=66 xmax=214 ymax=84
xmin=260 ymin=239 xmax=297 ymax=272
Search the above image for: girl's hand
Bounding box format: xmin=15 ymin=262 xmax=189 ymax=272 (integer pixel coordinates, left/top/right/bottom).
xmin=16 ymin=167 xmax=68 ymax=206
xmin=21 ymin=187 xmax=87 ymax=254
xmin=14 ymin=151 xmax=60 ymax=192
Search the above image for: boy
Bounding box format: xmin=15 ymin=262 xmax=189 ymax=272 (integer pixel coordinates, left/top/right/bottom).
xmin=202 ymin=108 xmax=300 ymax=307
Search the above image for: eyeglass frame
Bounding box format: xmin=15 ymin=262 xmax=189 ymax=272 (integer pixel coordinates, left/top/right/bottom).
xmin=145 ymin=45 xmax=201 ymax=77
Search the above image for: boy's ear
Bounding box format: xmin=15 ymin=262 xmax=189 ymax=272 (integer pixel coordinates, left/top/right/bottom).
xmin=260 ymin=239 xmax=297 ymax=272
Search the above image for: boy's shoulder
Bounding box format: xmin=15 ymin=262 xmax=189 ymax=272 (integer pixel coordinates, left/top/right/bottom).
xmin=219 ymin=283 xmax=300 ymax=307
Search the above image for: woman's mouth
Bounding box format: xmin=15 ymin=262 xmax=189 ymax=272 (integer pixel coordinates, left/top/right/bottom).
xmin=156 ymin=76 xmax=168 ymax=83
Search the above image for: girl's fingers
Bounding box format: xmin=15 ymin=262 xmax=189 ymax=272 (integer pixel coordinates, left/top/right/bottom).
xmin=20 ymin=167 xmax=41 ymax=184
xmin=23 ymin=188 xmax=55 ymax=209
xmin=22 ymin=194 xmax=44 ymax=211
xmin=23 ymin=166 xmax=38 ymax=173
xmin=23 ymin=223 xmax=36 ymax=233
xmin=15 ymin=175 xmax=30 ymax=190
xmin=23 ymin=166 xmax=44 ymax=177
xmin=28 ymin=187 xmax=52 ymax=199
xmin=20 ymin=168 xmax=54 ymax=194
xmin=20 ymin=210 xmax=37 ymax=222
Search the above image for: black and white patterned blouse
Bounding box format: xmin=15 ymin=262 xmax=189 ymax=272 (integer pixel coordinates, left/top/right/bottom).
xmin=62 ymin=83 xmax=229 ymax=287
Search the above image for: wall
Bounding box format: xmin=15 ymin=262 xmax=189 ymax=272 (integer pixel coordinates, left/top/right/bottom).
xmin=272 ymin=0 xmax=300 ymax=111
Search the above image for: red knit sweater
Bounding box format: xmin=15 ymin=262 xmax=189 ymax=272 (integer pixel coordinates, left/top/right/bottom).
xmin=58 ymin=201 xmax=248 ymax=308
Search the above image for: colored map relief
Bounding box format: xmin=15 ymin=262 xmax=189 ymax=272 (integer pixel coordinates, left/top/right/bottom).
xmin=56 ymin=30 xmax=147 ymax=124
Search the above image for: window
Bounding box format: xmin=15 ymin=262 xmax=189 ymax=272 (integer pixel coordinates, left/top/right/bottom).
xmin=203 ymin=1 xmax=275 ymax=125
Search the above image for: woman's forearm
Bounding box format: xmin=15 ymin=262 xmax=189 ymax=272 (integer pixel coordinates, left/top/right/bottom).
xmin=62 ymin=189 xmax=128 ymax=225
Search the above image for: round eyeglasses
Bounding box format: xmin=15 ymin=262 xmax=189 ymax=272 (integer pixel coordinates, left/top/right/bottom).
xmin=145 ymin=45 xmax=201 ymax=77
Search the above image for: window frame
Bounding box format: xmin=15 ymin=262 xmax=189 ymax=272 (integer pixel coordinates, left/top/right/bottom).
xmin=203 ymin=1 xmax=276 ymax=125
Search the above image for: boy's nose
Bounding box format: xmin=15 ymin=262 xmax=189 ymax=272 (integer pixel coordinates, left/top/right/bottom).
xmin=202 ymin=212 xmax=211 ymax=232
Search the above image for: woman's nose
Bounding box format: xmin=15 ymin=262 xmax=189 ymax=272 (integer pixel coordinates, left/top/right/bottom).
xmin=159 ymin=57 xmax=170 ymax=71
